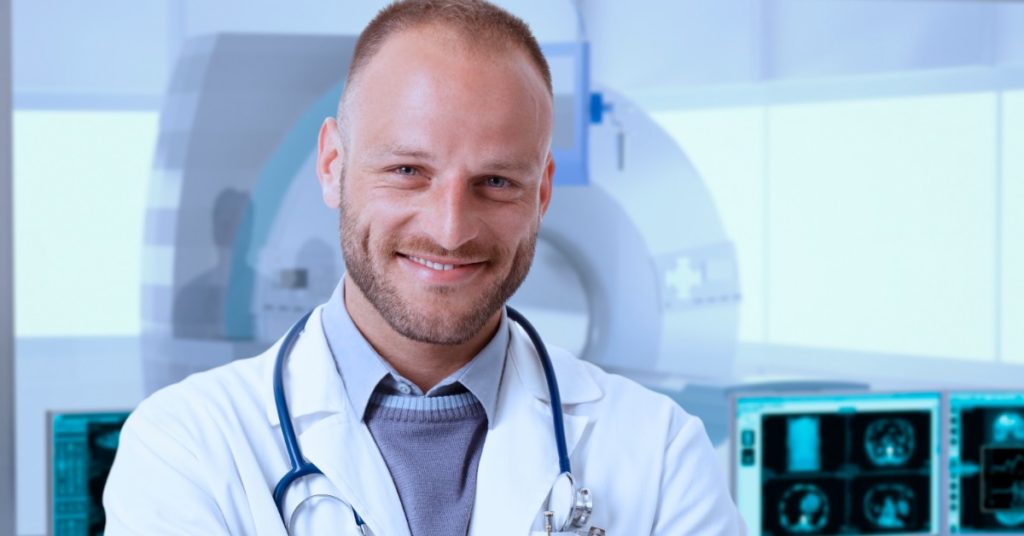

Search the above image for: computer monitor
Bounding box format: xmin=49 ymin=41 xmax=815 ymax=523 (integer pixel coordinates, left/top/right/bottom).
xmin=48 ymin=410 xmax=131 ymax=536
xmin=948 ymin=392 xmax=1024 ymax=533
xmin=733 ymin=392 xmax=941 ymax=535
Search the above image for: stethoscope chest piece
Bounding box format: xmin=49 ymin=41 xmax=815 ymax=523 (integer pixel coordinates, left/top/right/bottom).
xmin=548 ymin=472 xmax=593 ymax=531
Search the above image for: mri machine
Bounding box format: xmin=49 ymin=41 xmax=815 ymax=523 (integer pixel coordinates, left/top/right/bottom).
xmin=139 ymin=33 xmax=741 ymax=442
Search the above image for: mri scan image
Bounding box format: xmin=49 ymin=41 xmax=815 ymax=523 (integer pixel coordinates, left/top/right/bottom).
xmin=777 ymin=482 xmax=832 ymax=533
xmin=761 ymin=411 xmax=932 ymax=534
xmin=864 ymin=418 xmax=916 ymax=467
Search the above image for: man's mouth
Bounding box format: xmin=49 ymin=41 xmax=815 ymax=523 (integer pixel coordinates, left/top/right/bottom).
xmin=407 ymin=255 xmax=457 ymax=272
xmin=399 ymin=253 xmax=485 ymax=272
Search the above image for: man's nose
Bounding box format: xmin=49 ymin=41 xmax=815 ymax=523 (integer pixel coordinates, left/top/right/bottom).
xmin=419 ymin=177 xmax=479 ymax=251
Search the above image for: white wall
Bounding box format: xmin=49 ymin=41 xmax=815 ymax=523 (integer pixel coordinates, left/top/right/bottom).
xmin=12 ymin=0 xmax=577 ymax=108
xmin=583 ymin=0 xmax=1024 ymax=97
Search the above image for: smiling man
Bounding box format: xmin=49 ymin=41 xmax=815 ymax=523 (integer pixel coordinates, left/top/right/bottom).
xmin=104 ymin=1 xmax=744 ymax=534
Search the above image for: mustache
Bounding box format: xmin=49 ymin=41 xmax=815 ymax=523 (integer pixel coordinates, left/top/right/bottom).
xmin=391 ymin=236 xmax=500 ymax=261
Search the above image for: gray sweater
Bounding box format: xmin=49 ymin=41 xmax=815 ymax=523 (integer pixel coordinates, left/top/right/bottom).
xmin=365 ymin=391 xmax=487 ymax=535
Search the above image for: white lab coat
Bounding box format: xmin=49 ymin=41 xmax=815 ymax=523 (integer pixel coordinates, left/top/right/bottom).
xmin=104 ymin=306 xmax=745 ymax=535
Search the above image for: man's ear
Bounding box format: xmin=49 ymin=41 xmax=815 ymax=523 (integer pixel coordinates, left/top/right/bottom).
xmin=316 ymin=117 xmax=344 ymax=209
xmin=538 ymin=152 xmax=554 ymax=220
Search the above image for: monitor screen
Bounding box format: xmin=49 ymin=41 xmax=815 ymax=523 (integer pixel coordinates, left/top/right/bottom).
xmin=948 ymin=392 xmax=1024 ymax=533
xmin=734 ymin=392 xmax=941 ymax=535
xmin=50 ymin=411 xmax=131 ymax=536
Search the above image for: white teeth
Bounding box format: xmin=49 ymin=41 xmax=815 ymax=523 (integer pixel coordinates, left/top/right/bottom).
xmin=408 ymin=255 xmax=455 ymax=271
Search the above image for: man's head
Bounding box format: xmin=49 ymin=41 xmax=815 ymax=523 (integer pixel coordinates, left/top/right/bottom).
xmin=316 ymin=0 xmax=554 ymax=346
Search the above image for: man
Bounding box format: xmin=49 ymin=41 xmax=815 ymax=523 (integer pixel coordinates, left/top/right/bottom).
xmin=104 ymin=1 xmax=744 ymax=534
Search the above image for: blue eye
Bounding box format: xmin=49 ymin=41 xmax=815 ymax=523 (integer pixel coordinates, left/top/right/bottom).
xmin=484 ymin=176 xmax=509 ymax=188
xmin=395 ymin=166 xmax=416 ymax=175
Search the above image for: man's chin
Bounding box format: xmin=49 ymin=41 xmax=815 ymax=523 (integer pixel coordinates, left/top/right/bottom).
xmin=384 ymin=299 xmax=502 ymax=345
xmin=391 ymin=317 xmax=486 ymax=346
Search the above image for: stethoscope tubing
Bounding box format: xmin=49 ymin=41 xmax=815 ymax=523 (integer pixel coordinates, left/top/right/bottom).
xmin=272 ymin=309 xmax=366 ymax=528
xmin=504 ymin=306 xmax=572 ymax=474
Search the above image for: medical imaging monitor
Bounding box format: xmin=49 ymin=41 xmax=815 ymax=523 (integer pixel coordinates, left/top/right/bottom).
xmin=948 ymin=392 xmax=1024 ymax=533
xmin=733 ymin=392 xmax=941 ymax=535
xmin=48 ymin=411 xmax=131 ymax=536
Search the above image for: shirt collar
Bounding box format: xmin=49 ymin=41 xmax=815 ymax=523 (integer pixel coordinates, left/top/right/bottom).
xmin=319 ymin=281 xmax=508 ymax=425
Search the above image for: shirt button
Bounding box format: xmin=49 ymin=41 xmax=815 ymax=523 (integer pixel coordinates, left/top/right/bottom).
xmin=398 ymin=383 xmax=412 ymax=395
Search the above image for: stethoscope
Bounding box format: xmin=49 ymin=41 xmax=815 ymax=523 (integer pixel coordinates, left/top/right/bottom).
xmin=272 ymin=305 xmax=594 ymax=534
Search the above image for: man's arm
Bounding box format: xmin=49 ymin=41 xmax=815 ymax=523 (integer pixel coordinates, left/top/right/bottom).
xmin=651 ymin=415 xmax=747 ymax=535
xmin=103 ymin=405 xmax=231 ymax=535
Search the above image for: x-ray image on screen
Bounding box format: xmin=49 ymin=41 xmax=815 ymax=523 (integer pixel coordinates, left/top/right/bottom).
xmin=50 ymin=411 xmax=131 ymax=536
xmin=734 ymin=393 xmax=940 ymax=536
xmin=949 ymin=393 xmax=1024 ymax=533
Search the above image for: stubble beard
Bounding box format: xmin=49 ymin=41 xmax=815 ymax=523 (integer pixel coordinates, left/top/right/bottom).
xmin=339 ymin=196 xmax=536 ymax=346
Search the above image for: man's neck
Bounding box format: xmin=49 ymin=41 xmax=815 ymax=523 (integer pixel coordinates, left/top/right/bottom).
xmin=341 ymin=276 xmax=500 ymax=393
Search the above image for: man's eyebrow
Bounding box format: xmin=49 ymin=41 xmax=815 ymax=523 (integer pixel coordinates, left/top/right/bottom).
xmin=368 ymin=145 xmax=535 ymax=174
xmin=481 ymin=158 xmax=534 ymax=174
xmin=370 ymin=144 xmax=435 ymax=161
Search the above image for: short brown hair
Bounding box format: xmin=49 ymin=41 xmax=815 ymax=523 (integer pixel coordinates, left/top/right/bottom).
xmin=345 ymin=0 xmax=552 ymax=96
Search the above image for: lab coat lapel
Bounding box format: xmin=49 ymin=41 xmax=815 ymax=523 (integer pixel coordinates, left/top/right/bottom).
xmin=299 ymin=414 xmax=410 ymax=536
xmin=469 ymin=326 xmax=599 ymax=534
xmin=263 ymin=307 xmax=410 ymax=536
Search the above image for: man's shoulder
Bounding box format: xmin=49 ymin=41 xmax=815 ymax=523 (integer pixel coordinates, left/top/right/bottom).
xmin=127 ymin=347 xmax=274 ymax=440
xmin=547 ymin=347 xmax=695 ymax=435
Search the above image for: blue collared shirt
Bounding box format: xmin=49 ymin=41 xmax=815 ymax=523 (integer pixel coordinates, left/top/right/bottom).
xmin=319 ymin=282 xmax=509 ymax=426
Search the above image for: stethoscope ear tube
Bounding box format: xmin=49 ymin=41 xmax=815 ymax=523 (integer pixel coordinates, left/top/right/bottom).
xmin=273 ymin=310 xmax=315 ymax=511
xmin=505 ymin=305 xmax=572 ymax=475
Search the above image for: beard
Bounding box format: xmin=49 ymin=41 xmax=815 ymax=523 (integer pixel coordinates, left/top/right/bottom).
xmin=339 ymin=195 xmax=536 ymax=346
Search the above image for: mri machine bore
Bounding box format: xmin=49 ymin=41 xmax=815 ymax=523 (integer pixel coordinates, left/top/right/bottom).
xmin=138 ymin=33 xmax=742 ymax=435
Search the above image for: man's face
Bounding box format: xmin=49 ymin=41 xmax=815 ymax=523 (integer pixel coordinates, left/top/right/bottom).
xmin=320 ymin=27 xmax=553 ymax=345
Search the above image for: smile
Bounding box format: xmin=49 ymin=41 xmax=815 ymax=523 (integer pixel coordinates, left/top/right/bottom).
xmin=407 ymin=255 xmax=457 ymax=271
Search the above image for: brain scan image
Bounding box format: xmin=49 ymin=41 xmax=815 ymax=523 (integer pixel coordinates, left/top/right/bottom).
xmin=779 ymin=483 xmax=830 ymax=533
xmin=863 ymin=483 xmax=917 ymax=529
xmin=864 ymin=418 xmax=915 ymax=467
xmin=993 ymin=411 xmax=1024 ymax=443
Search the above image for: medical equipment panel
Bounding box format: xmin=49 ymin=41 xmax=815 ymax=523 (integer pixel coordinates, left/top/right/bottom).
xmin=948 ymin=392 xmax=1024 ymax=533
xmin=733 ymin=392 xmax=941 ymax=535
xmin=541 ymin=42 xmax=589 ymax=186
xmin=48 ymin=411 xmax=131 ymax=536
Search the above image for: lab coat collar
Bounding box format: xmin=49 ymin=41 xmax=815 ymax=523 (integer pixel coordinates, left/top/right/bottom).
xmin=263 ymin=306 xmax=347 ymax=427
xmin=469 ymin=322 xmax=603 ymax=533
xmin=507 ymin=321 xmax=602 ymax=406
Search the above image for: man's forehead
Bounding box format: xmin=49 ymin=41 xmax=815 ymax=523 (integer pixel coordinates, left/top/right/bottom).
xmin=342 ymin=23 xmax=551 ymax=111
